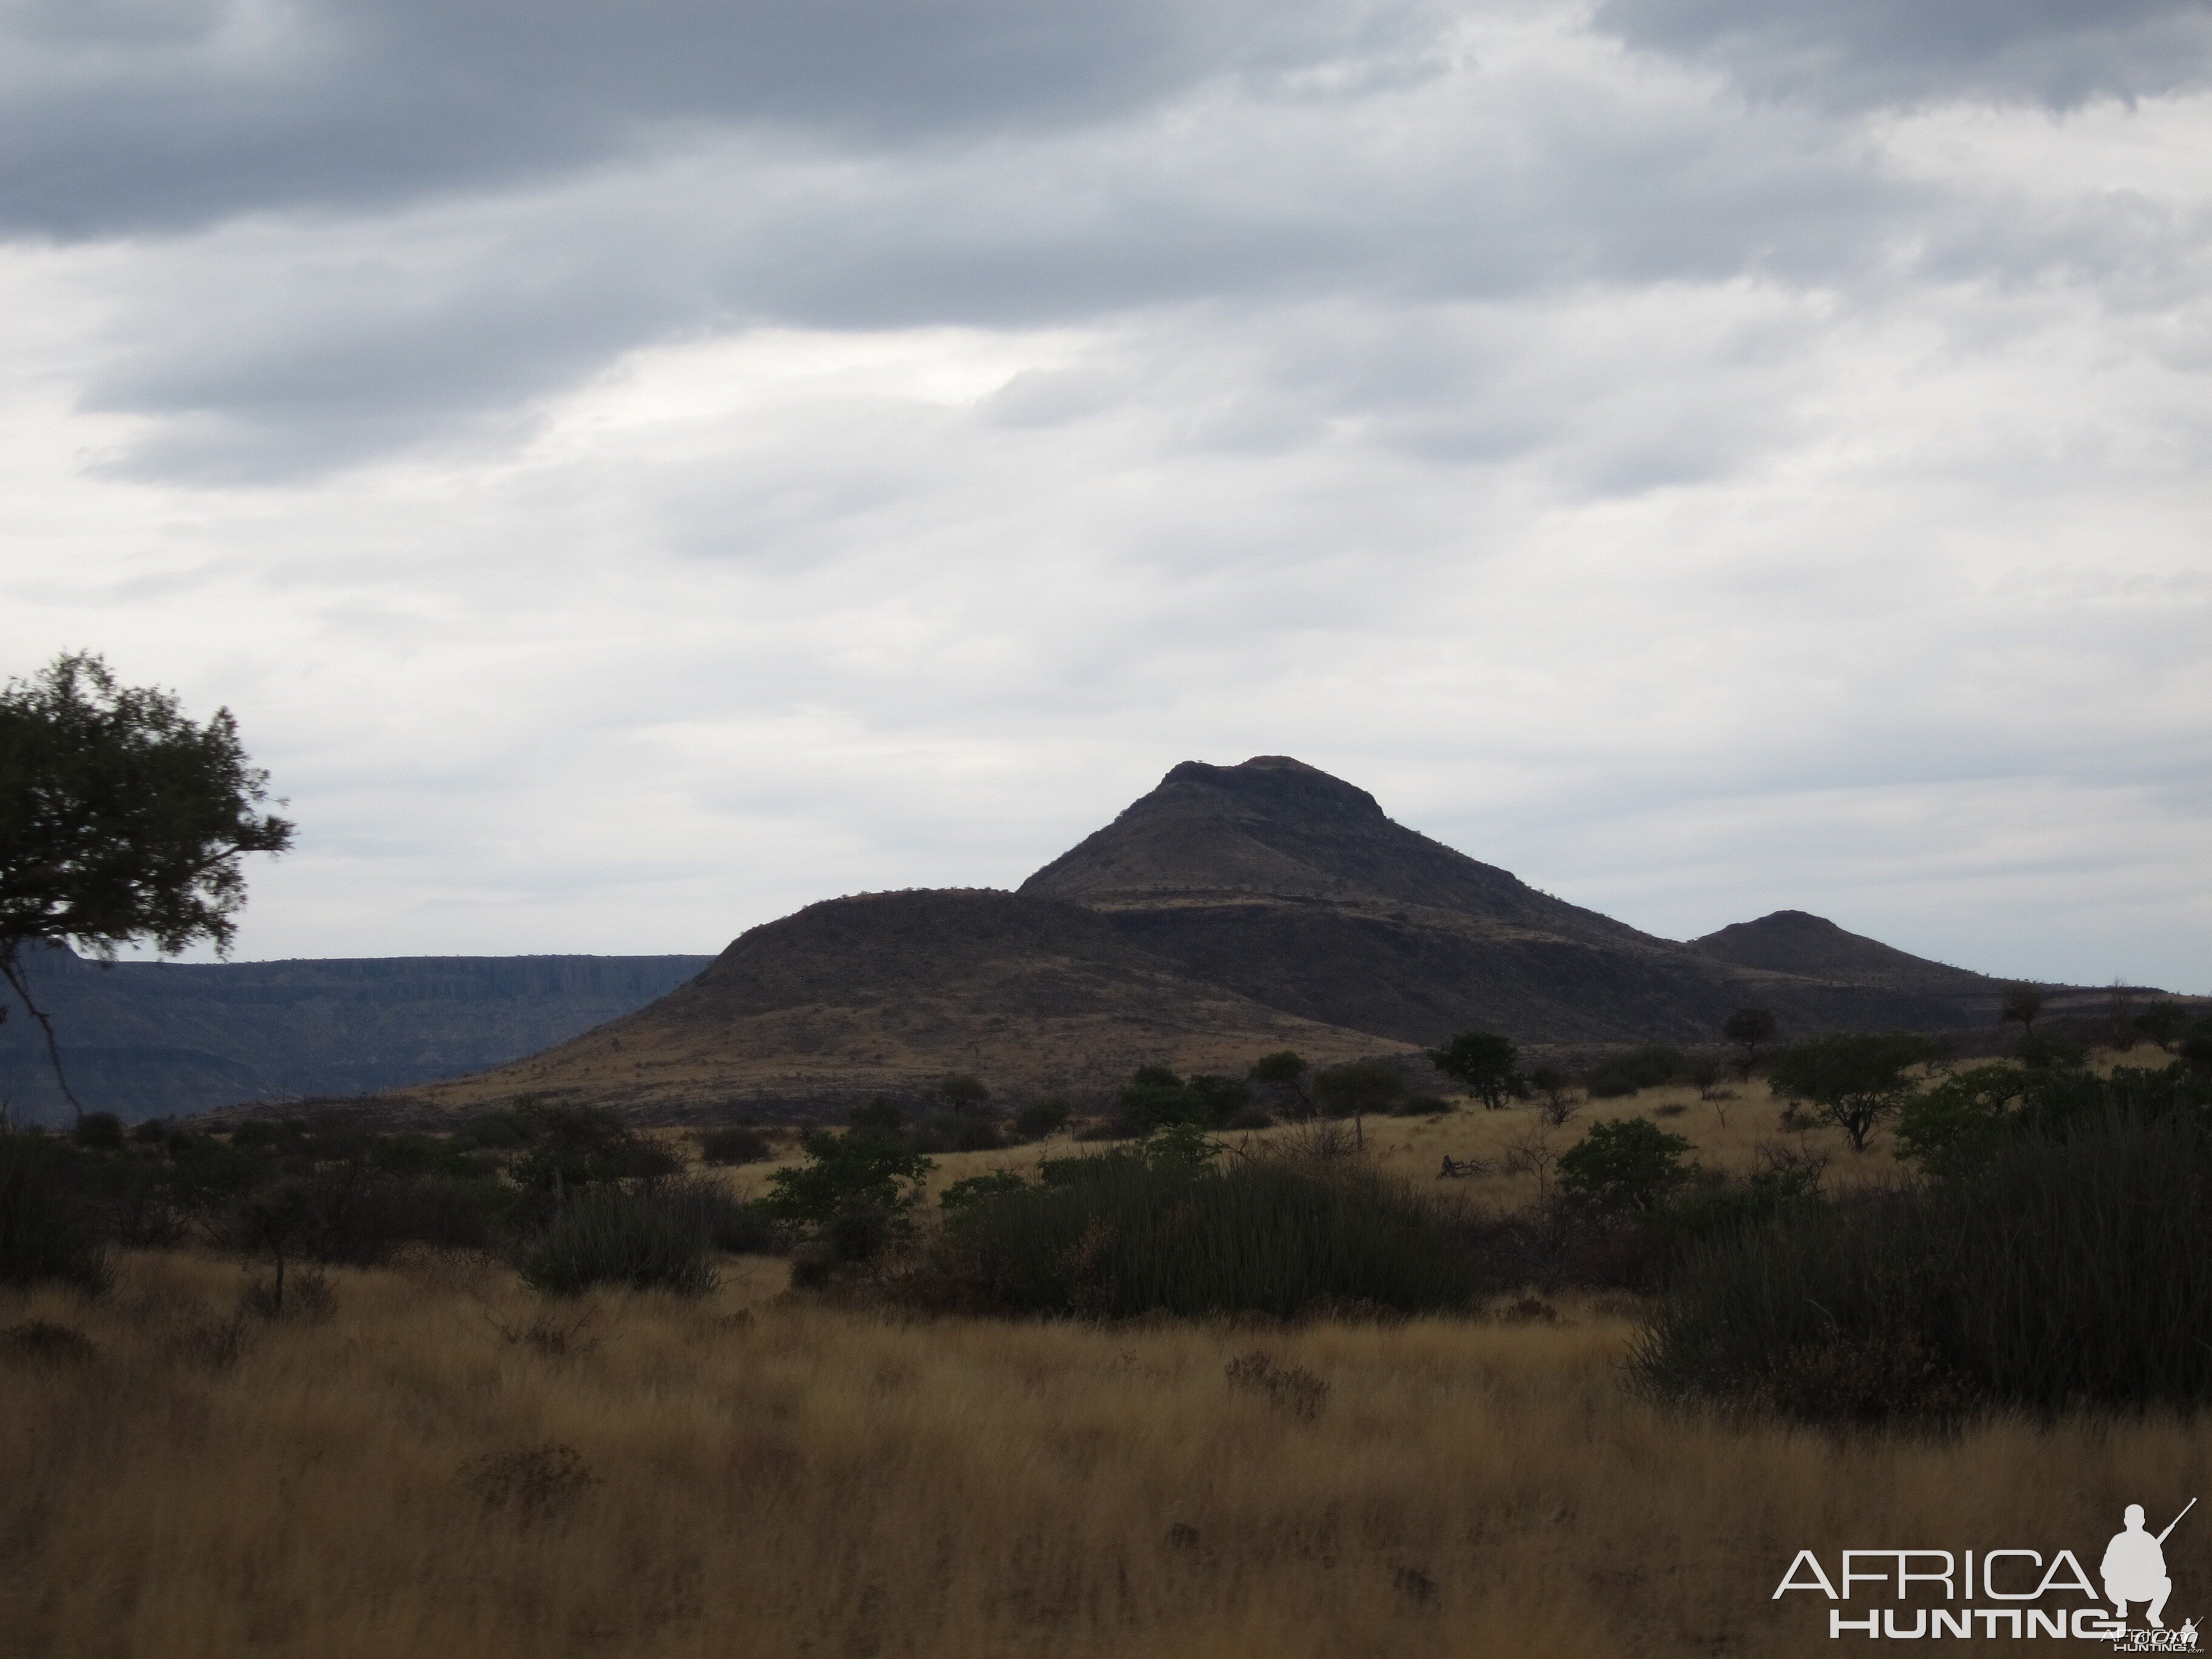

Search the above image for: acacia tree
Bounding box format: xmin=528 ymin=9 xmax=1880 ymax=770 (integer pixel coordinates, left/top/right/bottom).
xmin=1311 ymin=1059 xmax=1406 ymax=1150
xmin=1427 ymin=1030 xmax=1520 ymax=1111
xmin=0 ymin=653 xmax=293 ymax=1118
xmin=1766 ymin=1032 xmax=1937 ymax=1153
xmin=1722 ymin=1007 xmax=1777 ymax=1080
xmin=1999 ymin=984 xmax=2046 ymax=1037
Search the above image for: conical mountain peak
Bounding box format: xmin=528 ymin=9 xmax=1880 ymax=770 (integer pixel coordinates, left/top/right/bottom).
xmin=1019 ymin=755 xmax=1634 ymax=941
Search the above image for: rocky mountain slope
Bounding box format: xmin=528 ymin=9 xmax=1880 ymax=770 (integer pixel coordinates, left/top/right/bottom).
xmin=407 ymin=756 xmax=2026 ymax=1120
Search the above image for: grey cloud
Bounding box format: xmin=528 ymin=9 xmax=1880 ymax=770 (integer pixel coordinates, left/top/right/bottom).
xmin=0 ymin=0 xmax=1443 ymax=238
xmin=76 ymin=75 xmax=1912 ymax=480
xmin=1592 ymin=0 xmax=2212 ymax=110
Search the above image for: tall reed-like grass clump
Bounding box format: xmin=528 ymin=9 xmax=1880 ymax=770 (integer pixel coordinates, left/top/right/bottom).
xmin=0 ymin=1134 xmax=115 ymax=1295
xmin=517 ymin=1182 xmax=722 ymax=1296
xmin=931 ymin=1152 xmax=1481 ymax=1318
xmin=1632 ymin=1107 xmax=2212 ymax=1422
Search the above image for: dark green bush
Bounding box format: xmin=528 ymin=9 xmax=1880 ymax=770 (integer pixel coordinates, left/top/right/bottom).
xmin=908 ymin=1113 xmax=1004 ymax=1155
xmin=1312 ymin=1059 xmax=1408 ymax=1121
xmin=1187 ymin=1074 xmax=1253 ymax=1124
xmin=72 ymin=1113 xmax=126 ymax=1151
xmin=1633 ymin=1107 xmax=2212 ymax=1421
xmin=698 ymin=1125 xmax=772 ymax=1167
xmin=130 ymin=1118 xmax=169 ymax=1145
xmin=1117 ymin=1067 xmax=1205 ymax=1134
xmin=1895 ymin=1061 xmax=2209 ymax=1178
xmin=940 ymin=1170 xmax=1028 ymax=1212
xmin=665 ymin=1179 xmax=782 ymax=1254
xmin=454 ymin=1110 xmax=531 ymax=1150
xmin=1584 ymin=1045 xmax=1684 ymax=1099
xmin=0 ymin=1134 xmax=115 ymax=1295
xmin=928 ymin=1152 xmax=1481 ymax=1318
xmin=517 ymin=1183 xmax=720 ymax=1296
xmin=757 ymin=1131 xmax=931 ymax=1228
xmin=508 ymin=1104 xmax=679 ymax=1195
xmin=1011 ymin=1099 xmax=1072 ymax=1140
xmin=823 ymin=1196 xmax=900 ymax=1263
xmin=850 ymin=1096 xmax=907 ymax=1134
xmin=1557 ymin=1118 xmax=1694 ymax=1212
xmin=227 ymin=1119 xmax=284 ymax=1149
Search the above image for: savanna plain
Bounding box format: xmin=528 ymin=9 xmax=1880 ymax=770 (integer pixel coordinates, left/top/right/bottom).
xmin=8 ymin=1065 xmax=2210 ymax=1658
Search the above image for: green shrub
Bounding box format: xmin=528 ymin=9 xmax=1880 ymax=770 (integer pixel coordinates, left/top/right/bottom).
xmin=508 ymin=1104 xmax=679 ymax=1194
xmin=757 ymin=1131 xmax=931 ymax=1228
xmin=928 ymin=1152 xmax=1481 ymax=1318
xmin=1557 ymin=1118 xmax=1694 ymax=1212
xmin=1188 ymin=1074 xmax=1253 ymax=1124
xmin=0 ymin=1134 xmax=115 ymax=1295
xmin=517 ymin=1183 xmax=720 ymax=1296
xmin=665 ymin=1179 xmax=782 ymax=1253
xmin=72 ymin=1113 xmax=126 ymax=1151
xmin=934 ymin=1074 xmax=991 ymax=1113
xmin=454 ymin=1110 xmax=531 ymax=1150
xmin=1011 ymin=1099 xmax=1072 ymax=1140
xmin=227 ymin=1119 xmax=284 ymax=1149
xmin=908 ymin=1113 xmax=1004 ymax=1155
xmin=1584 ymin=1045 xmax=1684 ymax=1099
xmin=940 ymin=1170 xmax=1028 ymax=1212
xmin=1895 ymin=1061 xmax=2208 ymax=1178
xmin=850 ymin=1096 xmax=907 ymax=1134
xmin=1632 ymin=1107 xmax=2212 ymax=1421
xmin=1312 ymin=1059 xmax=1408 ymax=1122
xmin=698 ymin=1125 xmax=772 ymax=1167
xmin=1117 ymin=1067 xmax=1205 ymax=1134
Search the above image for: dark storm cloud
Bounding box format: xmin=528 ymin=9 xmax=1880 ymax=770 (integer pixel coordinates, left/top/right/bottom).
xmin=1592 ymin=0 xmax=2212 ymax=110
xmin=0 ymin=0 xmax=1441 ymax=237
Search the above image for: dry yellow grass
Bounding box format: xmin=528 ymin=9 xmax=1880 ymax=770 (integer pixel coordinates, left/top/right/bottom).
xmin=7 ymin=1247 xmax=2208 ymax=1658
xmin=704 ymin=1079 xmax=1895 ymax=1211
xmin=703 ymin=1042 xmax=2182 ymax=1210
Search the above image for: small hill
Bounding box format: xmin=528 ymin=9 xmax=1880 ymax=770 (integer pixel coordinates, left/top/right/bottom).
xmin=411 ymin=888 xmax=1399 ymax=1118
xmin=1691 ymin=911 xmax=1996 ymax=994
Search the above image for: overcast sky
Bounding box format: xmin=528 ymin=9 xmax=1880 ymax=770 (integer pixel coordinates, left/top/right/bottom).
xmin=4 ymin=0 xmax=2209 ymax=992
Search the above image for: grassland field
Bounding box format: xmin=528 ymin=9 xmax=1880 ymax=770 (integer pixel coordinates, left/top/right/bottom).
xmin=5 ymin=1046 xmax=2201 ymax=1657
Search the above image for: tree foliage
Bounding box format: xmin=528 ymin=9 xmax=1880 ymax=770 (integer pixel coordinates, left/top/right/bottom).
xmin=1767 ymin=1031 xmax=1937 ymax=1152
xmin=1 ymin=652 xmax=293 ymax=1113
xmin=757 ymin=1130 xmax=931 ymax=1227
xmin=1722 ymin=1007 xmax=1777 ymax=1078
xmin=1999 ymin=984 xmax=2046 ymax=1034
xmin=1555 ymin=1118 xmax=1694 ymax=1212
xmin=1426 ymin=1031 xmax=1519 ymax=1110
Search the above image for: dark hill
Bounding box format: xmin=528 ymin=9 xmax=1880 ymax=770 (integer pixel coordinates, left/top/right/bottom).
xmin=1021 ymin=757 xmax=2000 ymax=1047
xmin=406 ymin=757 xmax=2028 ymax=1120
xmin=1023 ymin=756 xmax=1641 ymax=944
xmin=414 ymin=888 xmax=1396 ymax=1116
xmin=1691 ymin=910 xmax=1996 ymax=994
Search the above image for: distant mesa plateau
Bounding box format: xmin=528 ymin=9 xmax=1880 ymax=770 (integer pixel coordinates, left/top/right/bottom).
xmin=386 ymin=756 xmax=2134 ymax=1123
xmin=4 ymin=755 xmax=2157 ymax=1127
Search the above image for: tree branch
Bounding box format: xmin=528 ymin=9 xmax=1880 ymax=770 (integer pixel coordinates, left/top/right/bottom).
xmin=0 ymin=946 xmax=87 ymax=1124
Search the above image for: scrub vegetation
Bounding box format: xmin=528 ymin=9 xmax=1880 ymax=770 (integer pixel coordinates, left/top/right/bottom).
xmin=6 ymin=1027 xmax=2211 ymax=1655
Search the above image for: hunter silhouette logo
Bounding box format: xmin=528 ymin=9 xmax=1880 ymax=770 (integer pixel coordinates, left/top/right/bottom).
xmin=2105 ymin=1501 xmax=2189 ymax=1631
xmin=1774 ymin=1498 xmax=2198 ymax=1646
